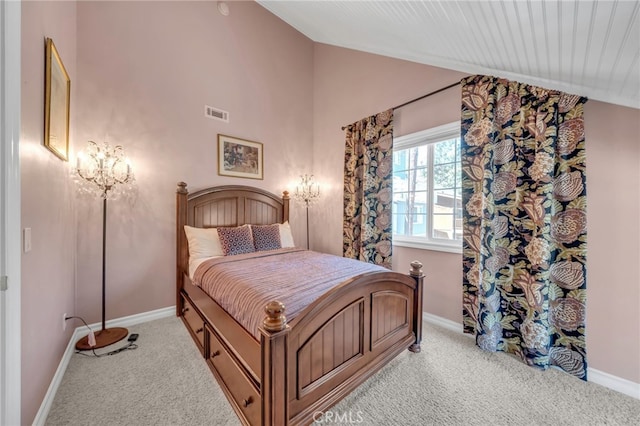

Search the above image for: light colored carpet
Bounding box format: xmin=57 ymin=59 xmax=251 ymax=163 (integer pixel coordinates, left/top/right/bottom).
xmin=46 ymin=316 xmax=640 ymax=425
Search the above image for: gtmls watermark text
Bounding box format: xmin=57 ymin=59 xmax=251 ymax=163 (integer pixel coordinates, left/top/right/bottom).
xmin=313 ymin=410 xmax=365 ymax=424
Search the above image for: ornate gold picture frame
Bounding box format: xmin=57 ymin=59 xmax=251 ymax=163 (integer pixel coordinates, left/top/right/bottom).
xmin=44 ymin=38 xmax=70 ymax=161
xmin=218 ymin=134 xmax=264 ymax=180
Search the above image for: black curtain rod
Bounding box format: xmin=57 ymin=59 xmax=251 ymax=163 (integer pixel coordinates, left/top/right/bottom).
xmin=341 ymin=81 xmax=461 ymax=131
xmin=394 ymin=81 xmax=460 ymax=109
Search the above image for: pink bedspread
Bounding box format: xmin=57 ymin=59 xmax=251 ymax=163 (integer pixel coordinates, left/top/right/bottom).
xmin=192 ymin=248 xmax=386 ymax=340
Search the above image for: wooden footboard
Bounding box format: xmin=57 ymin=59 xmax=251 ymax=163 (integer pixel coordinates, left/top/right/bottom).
xmin=259 ymin=264 xmax=424 ymax=425
xmin=176 ymin=183 xmax=425 ymax=425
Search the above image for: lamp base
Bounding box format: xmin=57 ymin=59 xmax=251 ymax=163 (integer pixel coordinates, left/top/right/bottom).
xmin=75 ymin=327 xmax=129 ymax=351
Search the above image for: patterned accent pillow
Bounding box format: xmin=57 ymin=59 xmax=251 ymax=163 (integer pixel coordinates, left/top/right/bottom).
xmin=252 ymin=224 xmax=282 ymax=251
xmin=217 ymin=225 xmax=255 ymax=256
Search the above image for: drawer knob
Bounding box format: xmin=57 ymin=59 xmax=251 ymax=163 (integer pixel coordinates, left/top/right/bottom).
xmin=243 ymin=397 xmax=253 ymax=408
xmin=196 ymin=327 xmax=204 ymax=334
xmin=210 ymin=350 xmax=220 ymax=358
xmin=181 ymin=307 xmax=190 ymax=314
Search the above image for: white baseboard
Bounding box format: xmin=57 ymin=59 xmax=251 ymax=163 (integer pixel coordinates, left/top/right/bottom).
xmin=32 ymin=306 xmax=176 ymax=426
xmin=423 ymin=312 xmax=471 ymax=337
xmin=33 ymin=306 xmax=639 ymax=424
xmin=90 ymin=305 xmax=175 ymax=331
xmin=588 ymin=368 xmax=640 ymax=399
xmin=422 ymin=312 xmax=640 ymax=400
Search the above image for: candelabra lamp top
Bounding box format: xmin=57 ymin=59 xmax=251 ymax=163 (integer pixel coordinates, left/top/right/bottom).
xmin=293 ymin=174 xmax=320 ymax=206
xmin=76 ymin=141 xmax=134 ymax=199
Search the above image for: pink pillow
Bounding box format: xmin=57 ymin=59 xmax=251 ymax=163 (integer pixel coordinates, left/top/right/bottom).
xmin=252 ymin=224 xmax=282 ymax=251
xmin=217 ymin=225 xmax=255 ymax=256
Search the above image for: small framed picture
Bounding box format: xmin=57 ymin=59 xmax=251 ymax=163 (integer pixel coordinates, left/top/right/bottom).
xmin=218 ymin=134 xmax=263 ymax=180
xmin=44 ymin=38 xmax=70 ymax=161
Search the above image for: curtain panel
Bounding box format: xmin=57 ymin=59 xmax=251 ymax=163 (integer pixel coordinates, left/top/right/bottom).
xmin=343 ymin=109 xmax=394 ymax=268
xmin=461 ymin=75 xmax=588 ymax=380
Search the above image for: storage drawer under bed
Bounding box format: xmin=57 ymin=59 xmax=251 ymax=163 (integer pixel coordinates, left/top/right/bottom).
xmin=207 ymin=324 xmax=260 ymax=425
xmin=181 ymin=296 xmax=205 ymax=354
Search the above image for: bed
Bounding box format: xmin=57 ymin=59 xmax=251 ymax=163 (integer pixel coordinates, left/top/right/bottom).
xmin=176 ymin=182 xmax=424 ymax=425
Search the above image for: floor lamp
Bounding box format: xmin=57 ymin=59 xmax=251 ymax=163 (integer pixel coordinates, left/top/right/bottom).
xmin=293 ymin=174 xmax=320 ymax=249
xmin=75 ymin=141 xmax=134 ymax=350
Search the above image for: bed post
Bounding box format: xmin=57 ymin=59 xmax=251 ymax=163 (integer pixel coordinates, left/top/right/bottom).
xmin=282 ymin=190 xmax=290 ymax=223
xmin=176 ymin=182 xmax=188 ymax=317
xmin=409 ymin=260 xmax=424 ymax=353
xmin=259 ymin=301 xmax=290 ymax=426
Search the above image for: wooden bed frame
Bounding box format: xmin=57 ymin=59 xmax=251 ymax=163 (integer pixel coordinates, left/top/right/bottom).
xmin=176 ymin=182 xmax=424 ymax=425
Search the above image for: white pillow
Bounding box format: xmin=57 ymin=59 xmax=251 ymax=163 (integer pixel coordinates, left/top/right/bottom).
xmin=184 ymin=225 xmax=224 ymax=259
xmin=279 ymin=221 xmax=295 ymax=248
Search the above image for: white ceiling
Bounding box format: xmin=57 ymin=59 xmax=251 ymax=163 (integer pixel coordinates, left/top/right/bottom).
xmin=257 ymin=0 xmax=640 ymax=109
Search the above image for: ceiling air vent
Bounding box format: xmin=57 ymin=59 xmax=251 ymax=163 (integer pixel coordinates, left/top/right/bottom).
xmin=204 ymin=105 xmax=229 ymax=123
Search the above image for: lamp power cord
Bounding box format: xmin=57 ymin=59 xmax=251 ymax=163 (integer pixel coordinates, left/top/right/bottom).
xmin=65 ymin=315 xmax=139 ymax=357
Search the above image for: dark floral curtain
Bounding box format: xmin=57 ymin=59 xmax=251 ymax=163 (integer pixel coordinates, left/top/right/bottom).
xmin=461 ymin=75 xmax=588 ymax=380
xmin=343 ymin=109 xmax=393 ymax=268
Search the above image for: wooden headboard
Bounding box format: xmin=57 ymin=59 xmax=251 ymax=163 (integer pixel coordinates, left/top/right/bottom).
xmin=176 ymin=182 xmax=290 ymax=299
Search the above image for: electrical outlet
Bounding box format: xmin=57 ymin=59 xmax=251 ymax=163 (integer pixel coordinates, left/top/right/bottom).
xmin=63 ymin=313 xmax=68 ymax=331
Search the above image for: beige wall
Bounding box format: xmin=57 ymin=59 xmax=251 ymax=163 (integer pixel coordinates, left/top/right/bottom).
xmin=20 ymin=1 xmax=314 ymax=423
xmin=583 ymin=102 xmax=640 ymax=382
xmin=72 ymin=0 xmax=314 ymax=330
xmin=311 ymin=43 xmax=467 ymax=255
xmin=312 ymin=43 xmax=640 ymax=383
xmin=21 ymin=1 xmax=78 ymax=422
xmin=19 ymin=2 xmax=639 ymax=421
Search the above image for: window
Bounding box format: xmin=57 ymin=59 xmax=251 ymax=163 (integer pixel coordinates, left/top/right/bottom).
xmin=392 ymin=122 xmax=462 ymax=253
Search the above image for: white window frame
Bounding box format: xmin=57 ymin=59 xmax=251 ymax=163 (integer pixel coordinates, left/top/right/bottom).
xmin=393 ymin=121 xmax=462 ymax=254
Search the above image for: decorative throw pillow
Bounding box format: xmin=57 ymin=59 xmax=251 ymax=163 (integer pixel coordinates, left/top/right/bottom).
xmin=183 ymin=226 xmax=224 ymax=259
xmin=252 ymin=224 xmax=282 ymax=251
xmin=279 ymin=221 xmax=295 ymax=248
xmin=217 ymin=225 xmax=255 ymax=256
